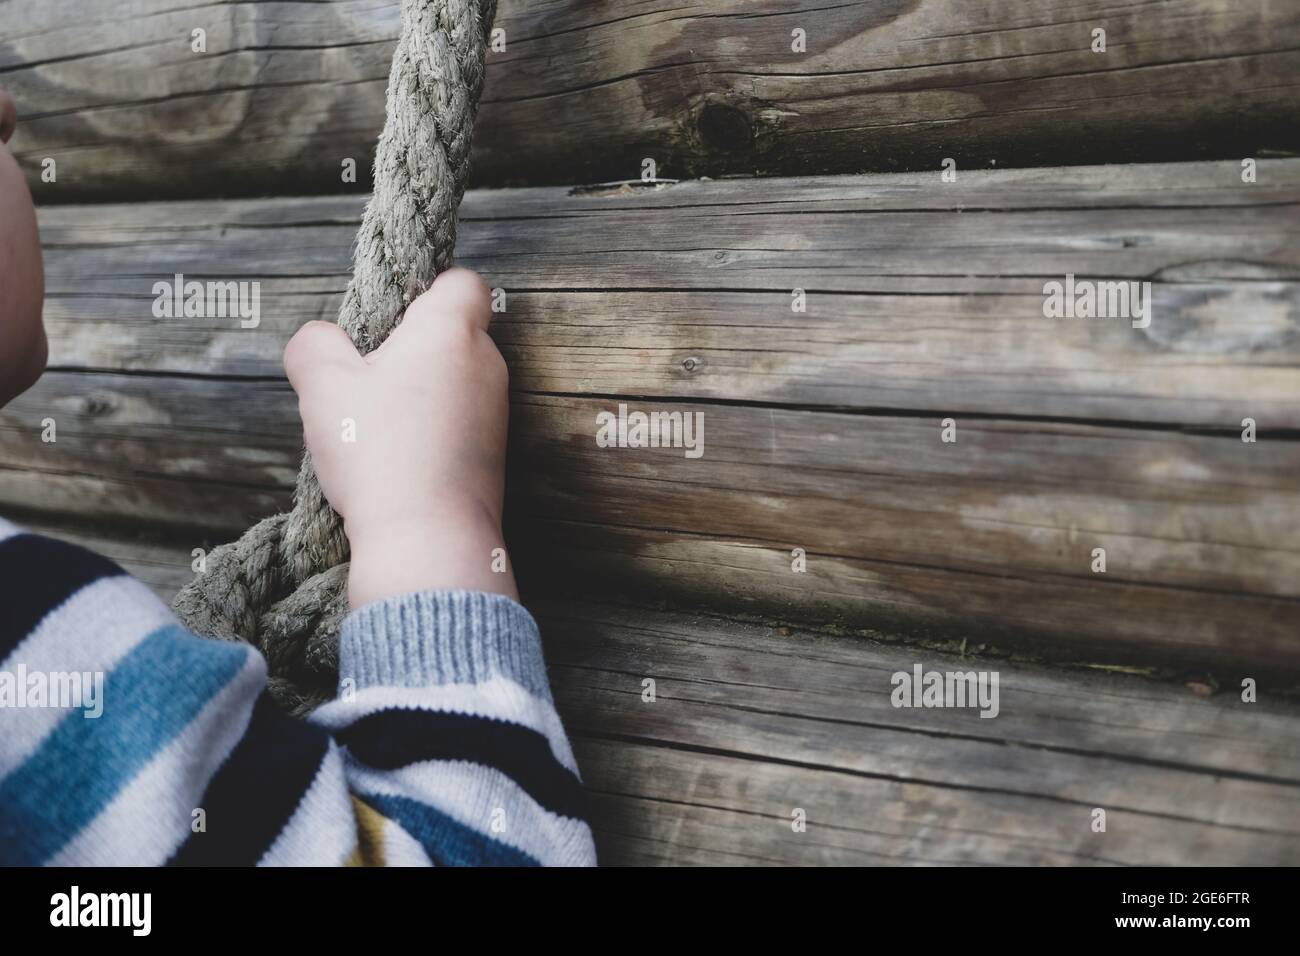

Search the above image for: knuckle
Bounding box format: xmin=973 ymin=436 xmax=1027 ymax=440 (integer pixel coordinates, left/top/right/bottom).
xmin=284 ymin=321 xmax=332 ymax=375
xmin=287 ymin=320 xmax=322 ymax=349
xmin=441 ymin=266 xmax=491 ymax=304
xmin=435 ymin=267 xmax=492 ymax=323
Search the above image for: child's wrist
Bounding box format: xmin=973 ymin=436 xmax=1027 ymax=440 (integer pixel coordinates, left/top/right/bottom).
xmin=344 ymin=500 xmax=518 ymax=608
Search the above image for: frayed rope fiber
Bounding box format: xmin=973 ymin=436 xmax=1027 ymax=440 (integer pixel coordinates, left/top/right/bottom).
xmin=173 ymin=0 xmax=499 ymax=715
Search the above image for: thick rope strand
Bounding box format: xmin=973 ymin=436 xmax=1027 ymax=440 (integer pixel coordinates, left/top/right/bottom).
xmin=173 ymin=0 xmax=498 ymax=714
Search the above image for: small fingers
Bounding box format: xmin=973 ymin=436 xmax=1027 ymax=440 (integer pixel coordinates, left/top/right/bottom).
xmin=403 ymin=267 xmax=493 ymax=334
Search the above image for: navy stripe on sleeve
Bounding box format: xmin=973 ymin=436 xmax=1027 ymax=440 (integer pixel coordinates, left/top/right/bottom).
xmin=0 ymin=533 xmax=124 ymax=664
xmin=335 ymin=709 xmax=589 ymax=822
xmin=167 ymin=693 xmax=330 ymax=866
xmin=360 ymin=793 xmax=541 ymax=867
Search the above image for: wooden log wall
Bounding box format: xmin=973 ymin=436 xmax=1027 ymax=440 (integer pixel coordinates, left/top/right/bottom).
xmin=5 ymin=1 xmax=1300 ymax=866
xmin=4 ymin=0 xmax=1298 ymax=200
xmin=4 ymin=160 xmax=1299 ymax=675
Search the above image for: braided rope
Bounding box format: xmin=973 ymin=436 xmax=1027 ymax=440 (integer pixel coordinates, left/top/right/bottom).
xmin=173 ymin=0 xmax=498 ymax=714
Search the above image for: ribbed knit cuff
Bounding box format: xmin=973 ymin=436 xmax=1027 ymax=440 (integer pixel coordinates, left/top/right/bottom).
xmin=338 ymin=590 xmax=552 ymax=701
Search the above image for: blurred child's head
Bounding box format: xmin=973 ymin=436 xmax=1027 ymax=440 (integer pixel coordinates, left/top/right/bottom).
xmin=0 ymin=88 xmax=47 ymax=407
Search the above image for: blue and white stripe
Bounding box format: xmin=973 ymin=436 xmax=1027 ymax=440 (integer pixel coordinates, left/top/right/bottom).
xmin=0 ymin=519 xmax=595 ymax=867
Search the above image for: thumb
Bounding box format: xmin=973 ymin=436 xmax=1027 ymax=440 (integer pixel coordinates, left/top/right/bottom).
xmin=283 ymin=321 xmax=362 ymax=395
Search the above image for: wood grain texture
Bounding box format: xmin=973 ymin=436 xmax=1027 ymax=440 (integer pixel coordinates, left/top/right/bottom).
xmin=6 ymin=372 xmax=1299 ymax=671
xmin=7 ymin=161 xmax=1300 ymax=673
xmin=17 ymin=525 xmax=1299 ymax=866
xmin=6 ymin=0 xmax=1299 ymax=200
xmin=34 ymin=161 xmax=1300 ymax=425
xmin=543 ymin=596 xmax=1300 ymax=865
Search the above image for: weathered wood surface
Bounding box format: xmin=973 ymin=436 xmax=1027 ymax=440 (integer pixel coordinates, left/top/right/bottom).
xmin=32 ymin=162 xmax=1300 ymax=422
xmin=6 ymin=0 xmax=1299 ymax=200
xmin=5 ymin=161 xmax=1300 ymax=674
xmin=544 ymin=603 xmax=1300 ymax=866
xmin=20 ymin=521 xmax=1300 ymax=865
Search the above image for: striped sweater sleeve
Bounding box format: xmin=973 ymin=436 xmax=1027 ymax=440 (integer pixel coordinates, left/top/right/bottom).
xmin=0 ymin=519 xmax=596 ymax=866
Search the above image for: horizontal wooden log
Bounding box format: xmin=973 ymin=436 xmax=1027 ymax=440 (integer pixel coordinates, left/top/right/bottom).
xmin=6 ymin=0 xmax=1299 ymax=200
xmin=34 ymin=161 xmax=1300 ymax=425
xmin=6 ymin=162 xmax=1300 ymax=673
xmin=575 ymin=733 xmax=1299 ymax=865
xmin=541 ymin=600 xmax=1300 ymax=865
xmin=12 ymin=525 xmax=1299 ymax=866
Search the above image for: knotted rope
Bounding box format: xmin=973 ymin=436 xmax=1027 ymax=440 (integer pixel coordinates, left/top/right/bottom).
xmin=173 ymin=0 xmax=498 ymax=715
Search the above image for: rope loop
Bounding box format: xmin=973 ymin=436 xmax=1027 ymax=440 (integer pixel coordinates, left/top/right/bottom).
xmin=173 ymin=0 xmax=499 ymax=714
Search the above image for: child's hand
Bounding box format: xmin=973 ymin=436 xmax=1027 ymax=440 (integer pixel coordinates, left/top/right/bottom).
xmin=284 ymin=268 xmax=517 ymax=606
